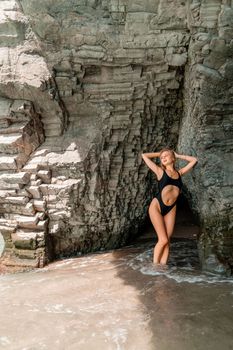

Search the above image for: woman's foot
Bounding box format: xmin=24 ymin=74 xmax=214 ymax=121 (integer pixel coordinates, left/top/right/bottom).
xmin=152 ymin=261 xmax=168 ymax=270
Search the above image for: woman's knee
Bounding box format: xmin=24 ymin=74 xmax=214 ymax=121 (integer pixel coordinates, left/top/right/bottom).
xmin=157 ymin=237 xmax=169 ymax=247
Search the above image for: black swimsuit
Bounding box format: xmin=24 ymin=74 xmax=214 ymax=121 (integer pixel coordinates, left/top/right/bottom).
xmin=155 ymin=169 xmax=183 ymax=216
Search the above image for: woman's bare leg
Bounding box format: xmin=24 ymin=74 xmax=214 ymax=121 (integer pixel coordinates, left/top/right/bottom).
xmin=159 ymin=206 xmax=177 ymax=264
xmin=148 ymin=198 xmax=169 ymax=264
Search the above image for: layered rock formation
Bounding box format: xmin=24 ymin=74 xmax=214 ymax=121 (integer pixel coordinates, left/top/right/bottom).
xmin=178 ymin=0 xmax=233 ymax=275
xmin=0 ymin=0 xmax=232 ymax=275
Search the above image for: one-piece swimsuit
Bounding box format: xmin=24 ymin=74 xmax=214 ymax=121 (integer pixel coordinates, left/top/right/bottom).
xmin=155 ymin=169 xmax=183 ymax=216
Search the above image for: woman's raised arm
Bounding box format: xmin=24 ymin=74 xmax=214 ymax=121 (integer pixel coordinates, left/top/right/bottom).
xmin=141 ymin=152 xmax=163 ymax=179
xmin=175 ymin=152 xmax=198 ymax=176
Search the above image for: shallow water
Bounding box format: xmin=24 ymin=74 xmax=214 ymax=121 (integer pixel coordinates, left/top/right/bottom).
xmin=0 ymin=228 xmax=233 ymax=350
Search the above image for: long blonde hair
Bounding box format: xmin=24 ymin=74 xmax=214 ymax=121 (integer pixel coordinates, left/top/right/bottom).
xmin=159 ymin=148 xmax=176 ymax=170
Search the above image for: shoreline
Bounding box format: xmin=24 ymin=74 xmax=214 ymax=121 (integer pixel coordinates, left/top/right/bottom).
xmin=0 ymin=207 xmax=199 ymax=276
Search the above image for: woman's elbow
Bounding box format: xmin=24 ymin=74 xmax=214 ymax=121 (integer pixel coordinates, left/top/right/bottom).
xmin=193 ymin=157 xmax=198 ymax=165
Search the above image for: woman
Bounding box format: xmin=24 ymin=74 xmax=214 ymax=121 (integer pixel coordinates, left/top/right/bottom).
xmin=141 ymin=148 xmax=198 ymax=265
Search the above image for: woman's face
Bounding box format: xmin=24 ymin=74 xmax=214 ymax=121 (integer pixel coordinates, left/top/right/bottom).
xmin=160 ymin=151 xmax=175 ymax=166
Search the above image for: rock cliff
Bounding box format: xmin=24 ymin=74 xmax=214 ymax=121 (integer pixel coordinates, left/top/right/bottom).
xmin=0 ymin=0 xmax=232 ymax=275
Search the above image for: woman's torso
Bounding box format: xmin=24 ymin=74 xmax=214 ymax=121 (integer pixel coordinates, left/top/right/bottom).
xmin=157 ymin=169 xmax=183 ymax=206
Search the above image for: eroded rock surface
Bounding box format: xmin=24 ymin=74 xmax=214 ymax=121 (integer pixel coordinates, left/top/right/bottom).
xmin=178 ymin=1 xmax=233 ymax=275
xmin=0 ymin=0 xmax=232 ymax=275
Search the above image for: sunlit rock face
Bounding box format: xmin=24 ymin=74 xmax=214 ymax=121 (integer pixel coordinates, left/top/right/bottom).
xmin=0 ymin=0 xmax=232 ymax=275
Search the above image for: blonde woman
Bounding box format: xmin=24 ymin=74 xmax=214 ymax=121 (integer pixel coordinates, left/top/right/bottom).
xmin=141 ymin=148 xmax=198 ymax=265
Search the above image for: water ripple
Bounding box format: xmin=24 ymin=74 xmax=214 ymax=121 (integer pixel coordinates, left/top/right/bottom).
xmin=127 ymin=240 xmax=233 ymax=284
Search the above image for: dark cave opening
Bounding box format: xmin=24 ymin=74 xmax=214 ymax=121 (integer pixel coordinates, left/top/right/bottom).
xmin=173 ymin=194 xmax=200 ymax=239
xmin=127 ymin=193 xmax=200 ymax=247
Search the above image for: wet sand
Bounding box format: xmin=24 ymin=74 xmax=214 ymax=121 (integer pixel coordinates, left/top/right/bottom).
xmin=0 ymin=212 xmax=233 ymax=350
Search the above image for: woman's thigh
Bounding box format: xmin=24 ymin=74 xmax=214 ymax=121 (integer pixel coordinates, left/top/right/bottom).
xmin=164 ymin=205 xmax=177 ymax=239
xmin=148 ymin=198 xmax=168 ymax=243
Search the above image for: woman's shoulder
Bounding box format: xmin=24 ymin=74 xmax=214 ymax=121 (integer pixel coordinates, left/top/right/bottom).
xmin=176 ymin=168 xmax=183 ymax=176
